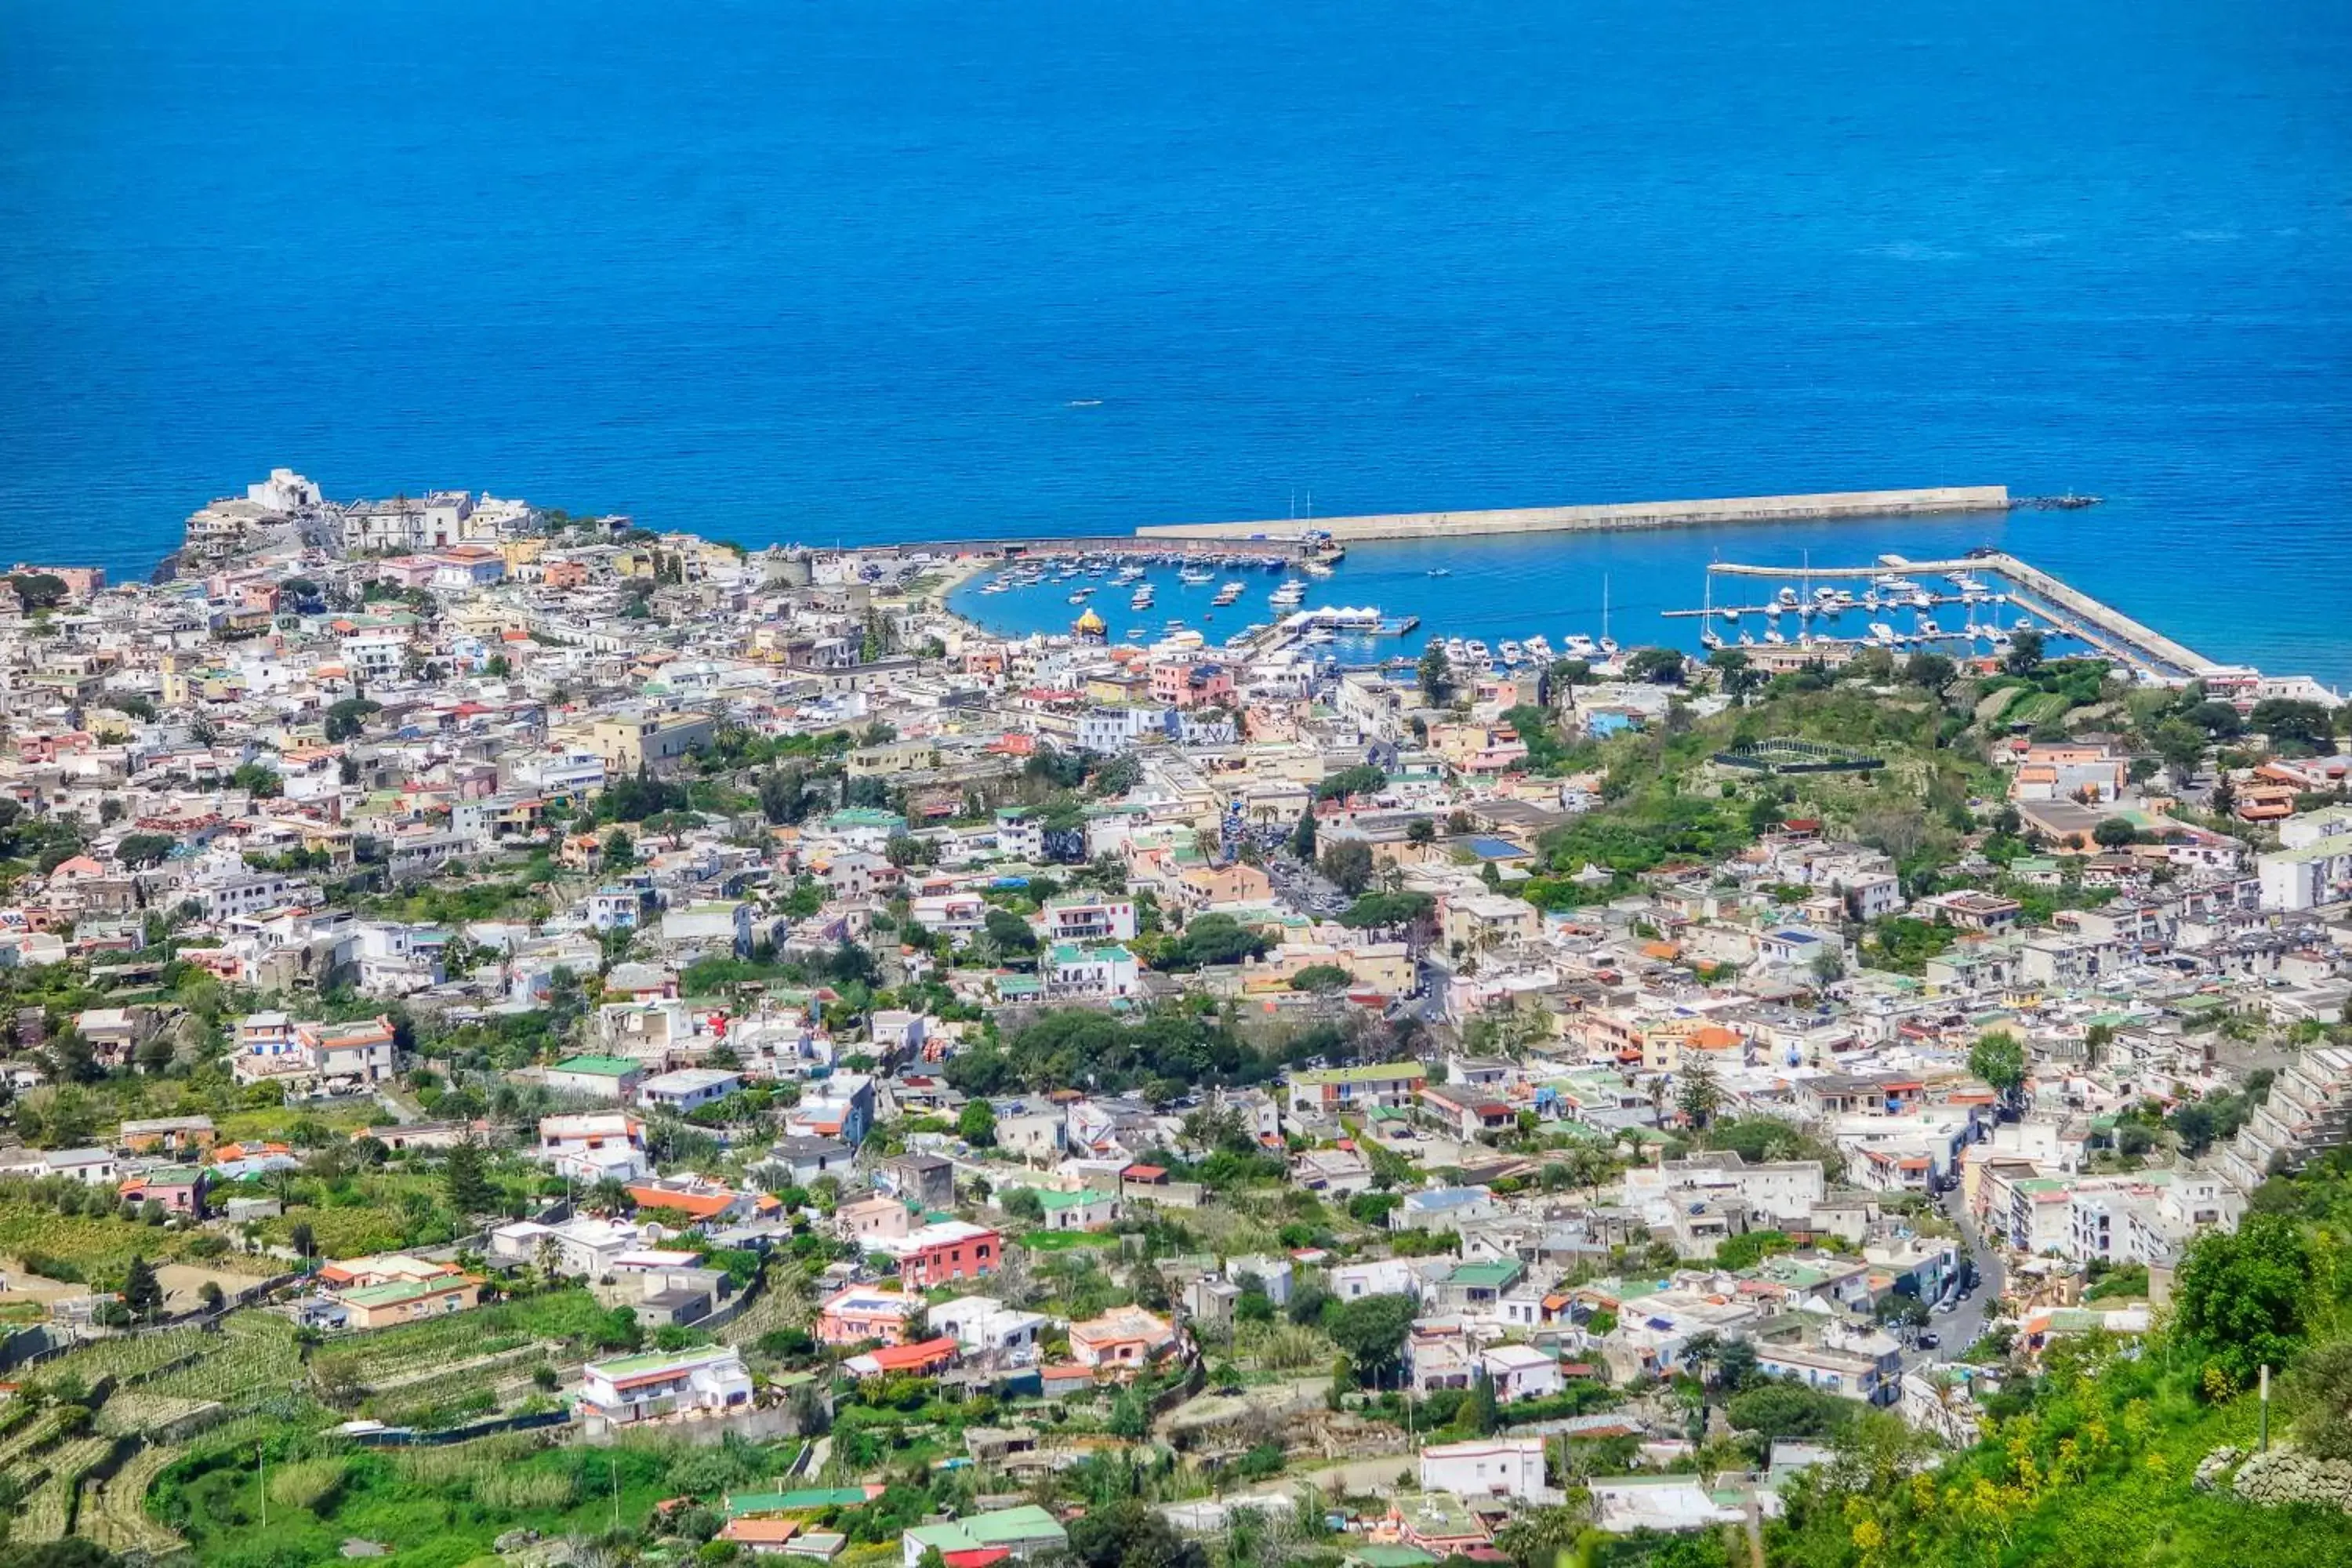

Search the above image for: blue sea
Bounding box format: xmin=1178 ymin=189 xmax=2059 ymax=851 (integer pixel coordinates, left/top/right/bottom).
xmin=3 ymin=0 xmax=2349 ymax=680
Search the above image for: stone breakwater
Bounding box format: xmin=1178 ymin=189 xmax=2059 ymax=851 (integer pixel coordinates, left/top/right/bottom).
xmin=1135 ymin=486 xmax=2011 ymax=543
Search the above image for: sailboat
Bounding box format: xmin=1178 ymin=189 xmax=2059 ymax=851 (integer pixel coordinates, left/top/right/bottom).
xmin=1597 ymin=575 xmax=1618 ymax=658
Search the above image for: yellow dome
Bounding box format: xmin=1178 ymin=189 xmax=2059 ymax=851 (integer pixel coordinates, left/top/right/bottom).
xmin=1074 ymin=607 xmax=1106 ymax=632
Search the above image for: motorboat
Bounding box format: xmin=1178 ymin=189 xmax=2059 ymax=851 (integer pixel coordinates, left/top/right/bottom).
xmin=1499 ymin=640 xmax=1524 ymax=665
xmin=1764 ymin=629 xmax=1787 ymax=645
xmin=1597 ymin=637 xmax=1619 ymax=657
xmin=1178 ymin=565 xmax=1214 ymax=586
xmin=1465 ymin=640 xmax=1492 ymax=665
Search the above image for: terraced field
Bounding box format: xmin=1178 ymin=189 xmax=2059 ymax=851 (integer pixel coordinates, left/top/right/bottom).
xmin=16 ymin=1433 xmax=116 ymax=1542
xmin=79 ymin=1439 xmax=188 ymax=1555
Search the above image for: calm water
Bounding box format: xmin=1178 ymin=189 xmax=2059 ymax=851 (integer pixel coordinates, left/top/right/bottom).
xmin=4 ymin=1 xmax=2349 ymax=680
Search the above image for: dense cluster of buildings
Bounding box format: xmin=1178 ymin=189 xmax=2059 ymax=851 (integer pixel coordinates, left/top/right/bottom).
xmin=3 ymin=472 xmax=2349 ymax=1554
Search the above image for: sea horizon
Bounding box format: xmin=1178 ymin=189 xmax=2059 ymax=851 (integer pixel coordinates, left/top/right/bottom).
xmin=6 ymin=0 xmax=2349 ymax=680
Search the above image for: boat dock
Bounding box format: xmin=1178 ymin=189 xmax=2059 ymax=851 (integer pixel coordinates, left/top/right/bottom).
xmin=1704 ymin=553 xmax=2219 ymax=680
xmin=870 ymin=535 xmax=1307 ymax=563
xmin=1133 ymin=485 xmax=2009 ymax=543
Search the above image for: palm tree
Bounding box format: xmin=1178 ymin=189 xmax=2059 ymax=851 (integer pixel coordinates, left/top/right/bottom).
xmin=588 ymin=1177 xmax=631 ymax=1216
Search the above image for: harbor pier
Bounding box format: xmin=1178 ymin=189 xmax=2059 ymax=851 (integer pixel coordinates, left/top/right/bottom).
xmin=1134 ymin=485 xmax=2010 ymax=543
xmin=1704 ymin=553 xmax=2218 ymax=680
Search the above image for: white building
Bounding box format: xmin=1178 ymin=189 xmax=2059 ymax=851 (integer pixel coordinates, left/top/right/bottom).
xmin=927 ymin=1294 xmax=1051 ymax=1358
xmin=579 ymin=1345 xmax=753 ymax=1425
xmin=2259 ymin=808 xmax=2352 ymax=912
xmin=637 ymin=1068 xmax=742 ymax=1115
xmin=1481 ymin=1342 xmax=1566 ymax=1403
xmin=535 ymin=1112 xmax=652 ymax=1183
xmin=1419 ymin=1436 xmax=1548 ymax=1501
xmin=1044 ymin=942 xmax=1139 ymax=1000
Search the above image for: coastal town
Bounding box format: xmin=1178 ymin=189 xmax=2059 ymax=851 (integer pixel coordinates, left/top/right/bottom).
xmin=2 ymin=470 xmax=2350 ymax=1566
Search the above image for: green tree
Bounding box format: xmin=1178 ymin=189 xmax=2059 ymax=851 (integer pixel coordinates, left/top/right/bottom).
xmin=1707 ymin=648 xmax=1762 ymax=702
xmin=1418 ymin=642 xmax=1454 ymax=704
xmin=121 ymin=1255 xmax=162 ymax=1319
xmin=957 ymin=1098 xmax=997 ymax=1148
xmin=2174 ymin=1211 xmax=2315 ymax=1393
xmin=1405 ymin=817 xmax=1437 ymax=845
xmin=442 ymin=1136 xmax=498 ymax=1217
xmin=1624 ymin=646 xmax=1686 ymax=684
xmin=2092 ymin=816 xmax=2139 ymax=849
xmin=1106 ymin=1387 xmax=1149 ymax=1439
xmin=1291 ymin=807 xmax=1317 ymax=862
xmin=2151 ymin=719 xmax=2207 ymax=785
xmin=114 ymin=832 xmax=176 ymax=869
xmin=228 ymin=761 xmax=282 ymax=798
xmin=1328 ymin=1293 xmax=1418 ymax=1385
xmin=1675 ymin=1057 xmax=1722 ymax=1131
xmin=1319 ymin=838 xmax=1375 ymax=895
xmin=1063 ymin=1499 xmax=1201 ymax=1568
xmin=1000 ymin=1187 xmax=1045 ymax=1224
xmin=2002 ymin=629 xmax=2046 ymax=676
xmin=1461 ymin=1369 xmax=1501 ymax=1436
xmin=602 ymin=829 xmax=637 ymax=869
xmin=1969 ymin=1029 xmax=2027 ymax=1105
xmin=1904 ymin=652 xmax=1958 ymax=702
xmin=7 ymin=573 xmax=69 ymax=610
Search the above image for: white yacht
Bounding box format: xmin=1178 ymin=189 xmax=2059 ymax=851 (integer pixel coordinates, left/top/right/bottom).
xmin=1499 ymin=639 xmax=1524 ymax=665
xmin=1465 ymin=640 xmax=1492 ymax=665
xmin=1563 ymin=633 xmax=1597 ymax=658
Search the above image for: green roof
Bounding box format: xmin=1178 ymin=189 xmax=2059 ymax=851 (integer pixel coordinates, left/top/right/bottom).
xmin=902 ymin=1506 xmax=1068 ymax=1553
xmin=961 ymin=1506 xmax=1066 ymax=1546
xmin=1034 ymin=1188 xmax=1103 ymax=1210
xmin=589 ymin=1348 xmax=728 ymax=1377
xmin=1294 ymin=1062 xmax=1427 ymax=1086
xmin=339 ymin=1277 xmax=471 ymax=1308
xmin=553 ymin=1054 xmax=641 ymax=1077
xmin=1348 ymin=1548 xmax=1439 ymax=1568
xmin=1446 ymin=1260 xmax=1523 ymax=1289
xmin=724 ymin=1488 xmax=873 ymax=1517
xmin=1049 ymin=942 xmax=1131 ymax=964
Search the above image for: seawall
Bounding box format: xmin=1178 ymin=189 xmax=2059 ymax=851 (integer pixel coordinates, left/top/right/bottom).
xmin=1134 ymin=485 xmax=2010 ymax=543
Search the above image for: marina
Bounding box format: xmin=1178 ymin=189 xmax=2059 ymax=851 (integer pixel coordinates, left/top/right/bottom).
xmin=1694 ymin=552 xmax=2222 ymax=681
xmin=944 ymin=500 xmax=2333 ymax=695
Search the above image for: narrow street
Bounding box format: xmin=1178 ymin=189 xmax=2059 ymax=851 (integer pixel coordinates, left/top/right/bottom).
xmin=1914 ymin=1192 xmax=2006 ymax=1367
